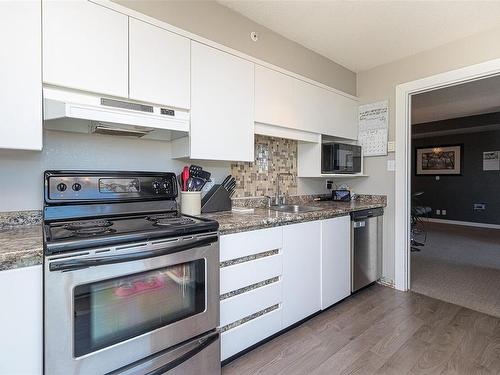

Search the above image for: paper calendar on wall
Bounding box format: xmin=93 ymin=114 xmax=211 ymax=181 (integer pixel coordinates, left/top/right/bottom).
xmin=358 ymin=100 xmax=389 ymax=156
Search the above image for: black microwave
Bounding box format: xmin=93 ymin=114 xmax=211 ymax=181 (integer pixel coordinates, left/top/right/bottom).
xmin=321 ymin=142 xmax=362 ymax=174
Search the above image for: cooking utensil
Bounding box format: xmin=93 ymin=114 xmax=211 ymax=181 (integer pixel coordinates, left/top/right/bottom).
xmin=186 ymin=177 xmax=194 ymax=191
xmin=189 ymin=165 xmax=202 ymax=176
xmin=182 ymin=166 xmax=190 ymax=191
xmin=191 ymin=177 xmax=205 ymax=191
xmin=189 ymin=165 xmax=211 ymax=181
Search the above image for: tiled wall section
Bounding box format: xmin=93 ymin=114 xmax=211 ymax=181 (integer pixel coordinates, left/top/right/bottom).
xmin=230 ymin=135 xmax=297 ymax=198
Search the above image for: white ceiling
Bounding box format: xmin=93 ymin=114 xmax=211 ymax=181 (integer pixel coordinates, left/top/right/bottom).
xmin=412 ymin=74 xmax=500 ymax=124
xmin=217 ymin=0 xmax=500 ymax=72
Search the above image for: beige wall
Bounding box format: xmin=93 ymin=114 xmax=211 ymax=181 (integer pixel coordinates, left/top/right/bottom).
xmin=113 ymin=0 xmax=356 ymax=96
xmin=351 ymin=24 xmax=500 ymax=283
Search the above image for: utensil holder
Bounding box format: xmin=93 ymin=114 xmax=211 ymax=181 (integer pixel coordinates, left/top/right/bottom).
xmin=201 ymin=184 xmax=232 ymax=213
xmin=180 ymin=191 xmax=202 ymax=216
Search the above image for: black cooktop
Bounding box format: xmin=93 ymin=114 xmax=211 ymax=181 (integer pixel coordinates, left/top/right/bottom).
xmin=43 ymin=171 xmax=220 ymax=254
xmin=44 ymin=211 xmax=219 ymax=254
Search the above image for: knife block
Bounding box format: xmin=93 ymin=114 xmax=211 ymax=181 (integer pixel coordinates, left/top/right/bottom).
xmin=201 ymin=184 xmax=232 ymax=213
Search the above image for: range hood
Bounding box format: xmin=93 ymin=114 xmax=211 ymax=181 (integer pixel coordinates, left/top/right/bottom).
xmin=43 ymin=87 xmax=189 ymax=140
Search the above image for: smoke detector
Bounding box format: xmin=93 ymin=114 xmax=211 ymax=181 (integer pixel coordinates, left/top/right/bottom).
xmin=250 ymin=32 xmax=258 ymax=42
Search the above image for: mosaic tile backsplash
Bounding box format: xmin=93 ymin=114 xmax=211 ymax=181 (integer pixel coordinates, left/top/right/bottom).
xmin=230 ymin=135 xmax=297 ymax=198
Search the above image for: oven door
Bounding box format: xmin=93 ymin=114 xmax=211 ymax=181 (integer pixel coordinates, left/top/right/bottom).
xmin=44 ymin=232 xmax=219 ymax=375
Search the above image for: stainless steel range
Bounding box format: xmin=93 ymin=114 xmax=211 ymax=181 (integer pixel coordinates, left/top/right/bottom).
xmin=43 ymin=171 xmax=220 ymax=375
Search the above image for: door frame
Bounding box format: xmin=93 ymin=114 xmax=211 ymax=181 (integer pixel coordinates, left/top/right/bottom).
xmin=394 ymin=57 xmax=500 ymax=291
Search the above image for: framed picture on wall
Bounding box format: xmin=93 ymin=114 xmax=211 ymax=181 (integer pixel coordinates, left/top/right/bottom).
xmin=415 ymin=144 xmax=463 ymax=175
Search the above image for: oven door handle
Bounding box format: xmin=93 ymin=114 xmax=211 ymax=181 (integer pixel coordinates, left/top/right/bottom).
xmin=105 ymin=330 xmax=219 ymax=375
xmin=49 ymin=235 xmax=218 ymax=272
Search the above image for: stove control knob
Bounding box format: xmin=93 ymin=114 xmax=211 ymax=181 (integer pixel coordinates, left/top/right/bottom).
xmin=56 ymin=183 xmax=67 ymax=192
xmin=152 ymin=181 xmax=160 ymax=190
xmin=72 ymin=183 xmax=82 ymax=192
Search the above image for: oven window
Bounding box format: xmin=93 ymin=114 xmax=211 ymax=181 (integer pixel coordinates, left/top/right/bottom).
xmin=73 ymin=260 xmax=205 ymax=357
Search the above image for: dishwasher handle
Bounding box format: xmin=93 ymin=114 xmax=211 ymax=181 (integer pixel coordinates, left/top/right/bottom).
xmin=353 ymin=221 xmax=366 ymax=228
xmin=351 ymin=207 xmax=384 ymax=221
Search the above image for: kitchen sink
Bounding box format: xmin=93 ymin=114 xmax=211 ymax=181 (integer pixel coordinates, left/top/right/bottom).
xmin=269 ymin=204 xmax=323 ymax=213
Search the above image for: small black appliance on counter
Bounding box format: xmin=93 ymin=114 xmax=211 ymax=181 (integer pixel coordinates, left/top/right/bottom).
xmin=332 ymin=189 xmax=351 ymax=202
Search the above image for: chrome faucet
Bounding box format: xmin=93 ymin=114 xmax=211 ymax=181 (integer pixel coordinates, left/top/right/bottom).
xmin=275 ymin=172 xmax=293 ymax=206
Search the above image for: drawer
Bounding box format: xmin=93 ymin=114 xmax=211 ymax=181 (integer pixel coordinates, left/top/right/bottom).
xmin=221 ymin=306 xmax=282 ymax=360
xmin=220 ymin=253 xmax=282 ymax=295
xmin=220 ymin=227 xmax=282 ymax=262
xmin=220 ymin=280 xmax=282 ymax=327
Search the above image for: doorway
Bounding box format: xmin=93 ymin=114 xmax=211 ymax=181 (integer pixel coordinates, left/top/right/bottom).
xmin=408 ymin=76 xmax=500 ymax=317
xmin=394 ymin=57 xmax=500 ymax=295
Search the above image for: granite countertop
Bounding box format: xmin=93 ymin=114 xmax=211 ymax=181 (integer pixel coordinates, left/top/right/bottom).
xmin=0 ymin=195 xmax=386 ymax=271
xmin=0 ymin=211 xmax=43 ymax=271
xmin=200 ymin=195 xmax=386 ymax=235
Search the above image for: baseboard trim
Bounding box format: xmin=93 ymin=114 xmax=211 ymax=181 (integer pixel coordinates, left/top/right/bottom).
xmin=424 ymin=218 xmax=500 ymax=229
xmin=377 ymin=277 xmax=395 ymax=289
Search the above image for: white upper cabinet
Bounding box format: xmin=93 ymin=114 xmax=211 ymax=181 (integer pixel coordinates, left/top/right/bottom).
xmin=255 ymin=65 xmax=358 ymax=139
xmin=42 ymin=0 xmax=128 ymax=97
xmin=190 ymin=42 xmax=254 ymax=161
xmin=321 ymin=89 xmax=358 ymax=140
xmin=0 ymin=0 xmax=42 ymax=150
xmin=255 ymin=65 xmax=297 ymax=129
xmin=129 ymin=18 xmax=190 ymax=109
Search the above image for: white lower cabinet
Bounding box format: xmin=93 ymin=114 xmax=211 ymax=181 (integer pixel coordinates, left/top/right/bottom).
xmin=321 ymin=216 xmax=351 ymax=309
xmin=219 ymin=227 xmax=283 ymax=360
xmin=282 ymin=221 xmax=322 ymax=327
xmin=219 ymin=216 xmax=351 ymax=361
xmin=0 ymin=266 xmax=42 ymax=375
xmin=221 ymin=307 xmax=282 ymax=361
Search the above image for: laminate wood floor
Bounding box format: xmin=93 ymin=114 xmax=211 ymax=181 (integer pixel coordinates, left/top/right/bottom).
xmin=222 ymin=284 xmax=500 ymax=375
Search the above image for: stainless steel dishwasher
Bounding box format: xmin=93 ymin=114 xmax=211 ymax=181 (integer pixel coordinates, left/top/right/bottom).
xmin=351 ymin=208 xmax=383 ymax=292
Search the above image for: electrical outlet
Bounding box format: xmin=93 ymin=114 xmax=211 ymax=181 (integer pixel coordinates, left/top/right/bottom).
xmin=441 ymin=209 xmax=447 ymax=215
xmin=473 ymin=203 xmax=486 ymax=211
xmin=325 ymin=179 xmax=333 ymax=190
xmin=436 ymin=209 xmax=441 ymax=215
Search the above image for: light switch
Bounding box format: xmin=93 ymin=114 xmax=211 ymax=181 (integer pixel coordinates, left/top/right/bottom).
xmin=387 ymin=141 xmax=395 ymax=153
xmin=387 ymin=160 xmax=395 ymax=171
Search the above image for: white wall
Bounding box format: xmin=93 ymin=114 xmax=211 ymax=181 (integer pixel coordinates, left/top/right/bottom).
xmin=0 ymin=130 xmax=230 ymax=211
xmin=350 ymin=24 xmax=500 ymax=284
xmin=113 ymin=0 xmax=356 ymax=96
